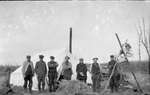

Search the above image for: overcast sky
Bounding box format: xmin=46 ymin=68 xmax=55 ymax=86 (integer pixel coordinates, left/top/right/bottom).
xmin=0 ymin=1 xmax=149 ymax=65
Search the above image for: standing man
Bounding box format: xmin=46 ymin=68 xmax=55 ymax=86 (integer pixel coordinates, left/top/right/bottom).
xmin=61 ymin=56 xmax=73 ymax=80
xmin=76 ymin=58 xmax=87 ymax=83
xmin=22 ymin=55 xmax=34 ymax=93
xmin=47 ymin=56 xmax=58 ymax=92
xmin=108 ymin=55 xmax=120 ymax=92
xmin=35 ymin=55 xmax=47 ymax=92
xmin=91 ymin=57 xmax=101 ymax=92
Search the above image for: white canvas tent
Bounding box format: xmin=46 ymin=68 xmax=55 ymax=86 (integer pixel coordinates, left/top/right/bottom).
xmin=10 ymin=48 xmax=92 ymax=90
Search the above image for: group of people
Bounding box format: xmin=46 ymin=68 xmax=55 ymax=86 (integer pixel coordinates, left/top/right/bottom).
xmin=22 ymin=54 xmax=120 ymax=93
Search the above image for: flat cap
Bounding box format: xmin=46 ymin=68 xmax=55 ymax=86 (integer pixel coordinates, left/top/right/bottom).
xmin=26 ymin=55 xmax=31 ymax=58
xmin=39 ymin=55 xmax=44 ymax=58
xmin=79 ymin=58 xmax=84 ymax=61
xmin=50 ymin=56 xmax=55 ymax=59
xmin=110 ymin=55 xmax=114 ymax=58
xmin=65 ymin=56 xmax=70 ymax=59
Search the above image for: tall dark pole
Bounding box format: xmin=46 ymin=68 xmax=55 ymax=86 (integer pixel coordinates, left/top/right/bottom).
xmin=69 ymin=27 xmax=72 ymax=54
xmin=115 ymin=33 xmax=143 ymax=93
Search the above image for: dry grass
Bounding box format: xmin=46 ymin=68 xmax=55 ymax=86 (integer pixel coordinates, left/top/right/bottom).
xmin=0 ymin=61 xmax=149 ymax=95
xmin=57 ymin=80 xmax=96 ymax=95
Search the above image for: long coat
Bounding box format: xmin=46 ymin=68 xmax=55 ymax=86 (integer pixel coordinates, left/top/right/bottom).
xmin=48 ymin=61 xmax=58 ymax=79
xmin=108 ymin=60 xmax=121 ymax=92
xmin=76 ymin=63 xmax=87 ymax=81
xmin=91 ymin=62 xmax=101 ymax=92
xmin=22 ymin=61 xmax=34 ymax=78
xmin=35 ymin=60 xmax=47 ymax=77
xmin=61 ymin=61 xmax=73 ymax=80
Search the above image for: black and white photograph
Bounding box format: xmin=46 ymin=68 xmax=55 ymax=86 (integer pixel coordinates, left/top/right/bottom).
xmin=0 ymin=1 xmax=149 ymax=95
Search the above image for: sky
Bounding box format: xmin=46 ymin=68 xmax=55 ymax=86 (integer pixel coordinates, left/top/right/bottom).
xmin=0 ymin=1 xmax=149 ymax=65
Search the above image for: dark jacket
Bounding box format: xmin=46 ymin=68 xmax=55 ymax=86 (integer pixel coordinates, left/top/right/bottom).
xmin=35 ymin=60 xmax=47 ymax=76
xmin=108 ymin=60 xmax=117 ymax=74
xmin=25 ymin=65 xmax=33 ymax=76
xmin=91 ymin=63 xmax=100 ymax=76
xmin=48 ymin=61 xmax=58 ymax=73
xmin=76 ymin=63 xmax=87 ymax=79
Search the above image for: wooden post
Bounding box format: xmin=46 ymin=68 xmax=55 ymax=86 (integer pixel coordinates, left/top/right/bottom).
xmin=115 ymin=33 xmax=143 ymax=93
xmin=5 ymin=67 xmax=11 ymax=88
xmin=139 ymin=37 xmax=141 ymax=61
xmin=148 ymin=30 xmax=150 ymax=74
xmin=69 ymin=27 xmax=72 ymax=54
xmin=149 ymin=57 xmax=150 ymax=74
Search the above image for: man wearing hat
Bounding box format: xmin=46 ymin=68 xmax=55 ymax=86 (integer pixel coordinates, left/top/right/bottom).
xmin=47 ymin=56 xmax=58 ymax=92
xmin=76 ymin=58 xmax=87 ymax=83
xmin=22 ymin=55 xmax=34 ymax=93
xmin=108 ymin=55 xmax=116 ymax=75
xmin=108 ymin=55 xmax=120 ymax=92
xmin=91 ymin=57 xmax=101 ymax=92
xmin=61 ymin=56 xmax=73 ymax=80
xmin=35 ymin=55 xmax=47 ymax=92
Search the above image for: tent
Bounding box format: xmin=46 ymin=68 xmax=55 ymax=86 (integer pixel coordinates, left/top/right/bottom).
xmin=10 ymin=48 xmax=92 ymax=90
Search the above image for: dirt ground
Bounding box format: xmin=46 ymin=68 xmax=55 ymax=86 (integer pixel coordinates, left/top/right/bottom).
xmin=7 ymin=73 xmax=150 ymax=95
xmin=0 ymin=64 xmax=150 ymax=95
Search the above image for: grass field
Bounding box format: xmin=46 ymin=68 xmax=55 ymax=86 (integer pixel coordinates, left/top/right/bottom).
xmin=0 ymin=61 xmax=148 ymax=74
xmin=0 ymin=61 xmax=149 ymax=95
xmin=121 ymin=61 xmax=149 ymax=74
xmin=0 ymin=65 xmax=19 ymax=73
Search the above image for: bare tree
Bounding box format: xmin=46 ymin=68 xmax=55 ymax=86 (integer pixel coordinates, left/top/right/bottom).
xmin=136 ymin=17 xmax=150 ymax=74
xmin=136 ymin=28 xmax=142 ymax=61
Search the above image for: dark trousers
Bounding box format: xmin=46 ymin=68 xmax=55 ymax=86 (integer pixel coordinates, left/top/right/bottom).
xmin=77 ymin=75 xmax=87 ymax=83
xmin=58 ymin=75 xmax=64 ymax=81
xmin=37 ymin=75 xmax=45 ymax=92
xmin=92 ymin=74 xmax=101 ymax=92
xmin=63 ymin=69 xmax=72 ymax=80
xmin=109 ymin=73 xmax=120 ymax=92
xmin=78 ymin=78 xmax=87 ymax=83
xmin=23 ymin=75 xmax=33 ymax=92
xmin=63 ymin=74 xmax=72 ymax=80
xmin=48 ymin=72 xmax=57 ymax=92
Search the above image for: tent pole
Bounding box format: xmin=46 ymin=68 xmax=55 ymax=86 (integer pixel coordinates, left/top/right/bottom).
xmin=69 ymin=27 xmax=72 ymax=54
xmin=115 ymin=33 xmax=143 ymax=93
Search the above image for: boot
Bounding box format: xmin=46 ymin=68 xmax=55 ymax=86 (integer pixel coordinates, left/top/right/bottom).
xmin=29 ymin=87 xmax=32 ymax=93
xmin=49 ymin=85 xmax=52 ymax=92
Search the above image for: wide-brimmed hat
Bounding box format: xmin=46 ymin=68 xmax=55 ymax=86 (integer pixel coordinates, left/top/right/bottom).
xmin=39 ymin=55 xmax=44 ymax=58
xmin=92 ymin=57 xmax=98 ymax=60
